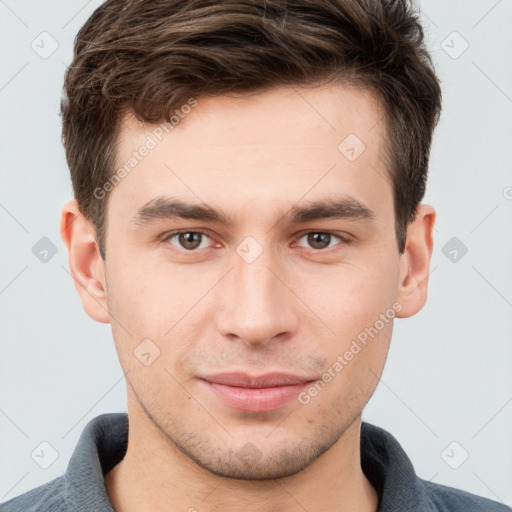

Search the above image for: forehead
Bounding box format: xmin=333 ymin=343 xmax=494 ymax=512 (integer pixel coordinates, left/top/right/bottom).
xmin=110 ymin=84 xmax=392 ymax=228
xmin=120 ymin=83 xmax=386 ymax=147
xmin=115 ymin=82 xmax=388 ymax=154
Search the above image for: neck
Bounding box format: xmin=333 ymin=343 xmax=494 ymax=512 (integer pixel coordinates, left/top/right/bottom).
xmin=105 ymin=402 xmax=378 ymax=512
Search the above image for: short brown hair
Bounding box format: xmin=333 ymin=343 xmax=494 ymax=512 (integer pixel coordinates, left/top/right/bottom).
xmin=61 ymin=0 xmax=442 ymax=258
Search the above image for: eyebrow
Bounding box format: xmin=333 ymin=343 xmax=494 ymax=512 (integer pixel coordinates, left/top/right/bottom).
xmin=131 ymin=194 xmax=376 ymax=228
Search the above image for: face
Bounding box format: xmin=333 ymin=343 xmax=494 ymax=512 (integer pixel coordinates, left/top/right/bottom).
xmin=68 ymin=84 xmax=429 ymax=480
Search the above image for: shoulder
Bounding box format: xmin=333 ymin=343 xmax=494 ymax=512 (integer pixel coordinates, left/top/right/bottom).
xmin=0 ymin=475 xmax=69 ymax=512
xmin=0 ymin=413 xmax=127 ymax=512
xmin=360 ymin=421 xmax=510 ymax=511
xmin=420 ymin=478 xmax=511 ymax=512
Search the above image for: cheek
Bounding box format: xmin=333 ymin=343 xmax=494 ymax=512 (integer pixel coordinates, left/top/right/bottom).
xmin=304 ymin=254 xmax=399 ymax=340
xmin=105 ymin=259 xmax=211 ymax=372
xmin=106 ymin=257 xmax=192 ymax=327
xmin=303 ymin=314 xmax=393 ymax=419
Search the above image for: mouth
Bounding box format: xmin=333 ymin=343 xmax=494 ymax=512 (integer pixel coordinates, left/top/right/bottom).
xmin=199 ymin=372 xmax=315 ymax=413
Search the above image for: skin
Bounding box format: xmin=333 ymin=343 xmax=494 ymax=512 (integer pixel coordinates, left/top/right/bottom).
xmin=60 ymin=84 xmax=435 ymax=512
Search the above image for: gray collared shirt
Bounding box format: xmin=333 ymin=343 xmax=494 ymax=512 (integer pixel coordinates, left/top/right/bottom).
xmin=0 ymin=413 xmax=509 ymax=511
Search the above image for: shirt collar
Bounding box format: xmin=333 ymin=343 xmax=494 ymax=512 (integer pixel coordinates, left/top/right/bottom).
xmin=65 ymin=412 xmax=430 ymax=511
xmin=360 ymin=421 xmax=431 ymax=510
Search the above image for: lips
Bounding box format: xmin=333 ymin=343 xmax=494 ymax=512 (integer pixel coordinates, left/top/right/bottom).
xmin=201 ymin=371 xmax=311 ymax=388
xmin=199 ymin=372 xmax=314 ymax=413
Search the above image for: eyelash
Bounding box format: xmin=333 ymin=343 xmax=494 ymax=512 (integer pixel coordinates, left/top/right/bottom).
xmin=161 ymin=229 xmax=352 ymax=253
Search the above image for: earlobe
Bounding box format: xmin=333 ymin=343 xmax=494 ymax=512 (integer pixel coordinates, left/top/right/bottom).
xmin=395 ymin=204 xmax=436 ymax=318
xmin=60 ymin=199 xmax=111 ymax=324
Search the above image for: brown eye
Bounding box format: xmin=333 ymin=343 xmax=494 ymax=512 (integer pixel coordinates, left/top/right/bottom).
xmin=178 ymin=232 xmax=202 ymax=250
xmin=308 ymin=232 xmax=331 ymax=249
xmin=165 ymin=231 xmax=211 ymax=251
xmin=296 ymin=231 xmax=349 ymax=251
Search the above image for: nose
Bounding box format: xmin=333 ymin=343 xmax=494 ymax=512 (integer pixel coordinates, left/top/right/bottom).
xmin=214 ymin=246 xmax=299 ymax=348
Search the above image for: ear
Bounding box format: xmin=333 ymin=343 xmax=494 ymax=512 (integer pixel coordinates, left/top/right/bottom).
xmin=395 ymin=204 xmax=436 ymax=318
xmin=60 ymin=199 xmax=110 ymax=323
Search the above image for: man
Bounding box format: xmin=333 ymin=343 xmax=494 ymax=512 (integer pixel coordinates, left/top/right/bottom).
xmin=1 ymin=0 xmax=509 ymax=511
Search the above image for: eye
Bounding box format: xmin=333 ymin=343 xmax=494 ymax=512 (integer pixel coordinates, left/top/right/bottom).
xmin=163 ymin=230 xmax=213 ymax=251
xmin=161 ymin=229 xmax=351 ymax=253
xmin=295 ymin=231 xmax=350 ymax=251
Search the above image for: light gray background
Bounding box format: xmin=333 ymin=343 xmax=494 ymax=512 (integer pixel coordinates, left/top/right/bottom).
xmin=1 ymin=0 xmax=511 ymax=507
